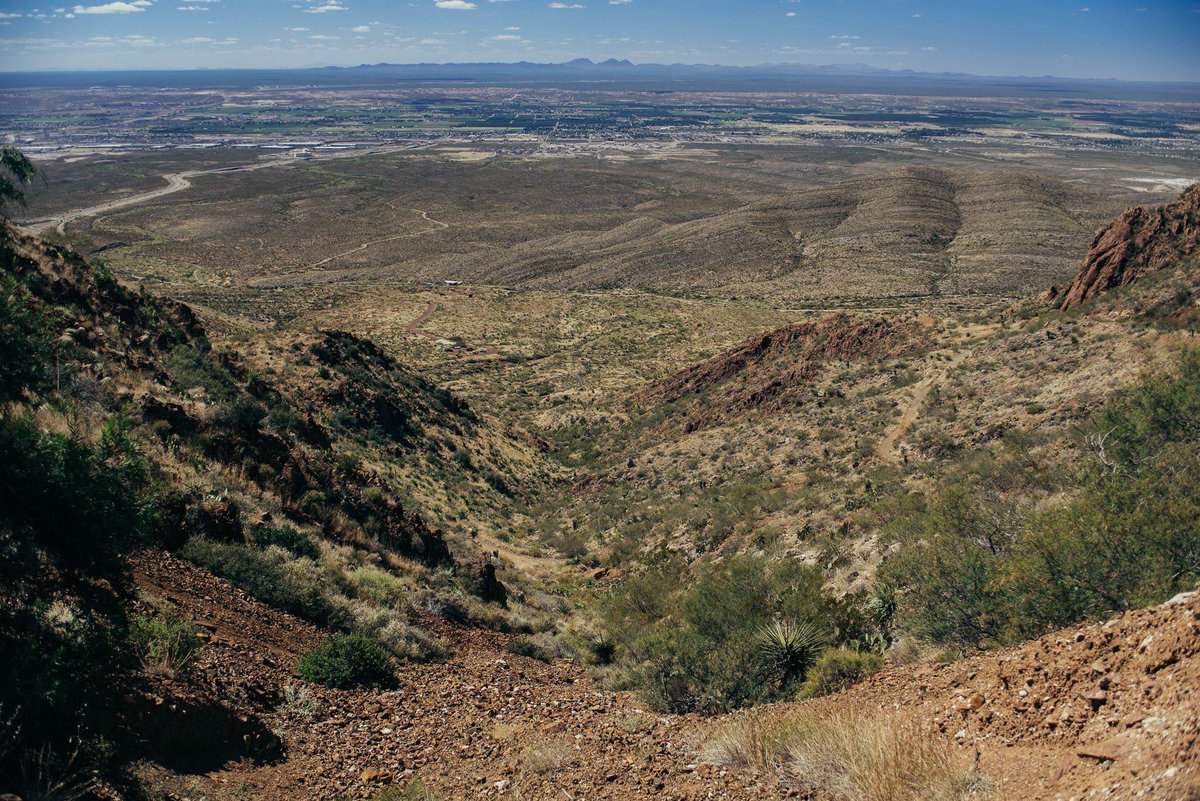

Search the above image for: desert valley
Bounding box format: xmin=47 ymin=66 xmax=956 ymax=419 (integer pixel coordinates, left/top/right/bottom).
xmin=2 ymin=16 xmax=1200 ymax=801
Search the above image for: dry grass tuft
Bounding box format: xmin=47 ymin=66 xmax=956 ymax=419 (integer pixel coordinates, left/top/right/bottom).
xmin=703 ymin=703 xmax=973 ymax=801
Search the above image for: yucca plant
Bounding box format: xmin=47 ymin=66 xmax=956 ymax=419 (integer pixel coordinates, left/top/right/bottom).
xmin=756 ymin=618 xmax=825 ymax=689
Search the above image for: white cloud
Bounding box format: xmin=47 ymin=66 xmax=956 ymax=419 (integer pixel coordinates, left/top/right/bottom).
xmin=491 ymin=33 xmax=521 ymax=40
xmin=177 ymin=5 xmax=210 ymax=9
xmin=609 ymin=0 xmax=631 ymax=4
xmin=350 ymin=23 xmax=369 ymax=31
xmin=182 ymin=35 xmax=237 ymax=44
xmin=921 ymin=45 xmax=937 ymax=51
xmin=419 ymin=36 xmax=447 ymax=43
xmin=434 ymin=0 xmax=476 ymax=8
xmin=72 ymin=2 xmax=147 ymax=14
xmin=830 ymin=34 xmax=860 ymax=40
xmin=548 ymin=2 xmax=584 ymax=7
xmin=309 ymin=33 xmax=339 ymax=39
xmin=302 ymin=1 xmax=346 ymax=12
xmin=785 ymin=11 xmax=794 ymax=16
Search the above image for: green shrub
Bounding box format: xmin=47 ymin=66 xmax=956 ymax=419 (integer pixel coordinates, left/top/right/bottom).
xmin=605 ymin=557 xmax=869 ymax=714
xmin=180 ymin=538 xmax=350 ymax=629
xmin=0 ymin=415 xmax=150 ymax=784
xmin=756 ymin=619 xmax=825 ymax=690
xmin=298 ymin=632 xmax=396 ymax=689
xmin=251 ymin=523 xmax=319 ymax=559
xmin=798 ymin=648 xmax=883 ymax=699
xmin=885 ymin=350 xmax=1200 ymax=649
xmin=130 ymin=605 xmax=200 ymax=677
xmin=0 ymin=274 xmax=51 ymax=402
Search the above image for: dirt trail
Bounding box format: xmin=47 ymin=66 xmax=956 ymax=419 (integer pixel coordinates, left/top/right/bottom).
xmin=133 ymin=550 xmax=769 ymax=801
xmin=309 ymin=209 xmax=449 ymax=270
xmin=875 ymin=324 xmax=998 ymax=462
xmin=875 ymin=347 xmax=972 ymax=462
xmin=403 ymin=296 xmax=442 ymax=340
xmin=133 ymin=549 xmax=1200 ymax=800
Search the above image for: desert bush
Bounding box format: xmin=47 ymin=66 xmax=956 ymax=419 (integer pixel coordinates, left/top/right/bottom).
xmin=880 ymin=484 xmax=1026 ymax=649
xmin=798 ymin=648 xmax=883 ymax=699
xmin=180 ymin=538 xmax=351 ymax=630
xmin=251 ymin=523 xmax=319 ymax=560
xmin=129 ymin=604 xmax=200 ymax=677
xmin=520 ymin=736 xmax=578 ymax=774
xmin=298 ymin=632 xmax=397 ymax=689
xmin=281 ymin=682 xmax=322 ymax=719
xmin=165 ymin=346 xmax=237 ymax=403
xmin=605 ymin=557 xmax=868 ymax=714
xmin=506 ymin=631 xmax=572 ymax=663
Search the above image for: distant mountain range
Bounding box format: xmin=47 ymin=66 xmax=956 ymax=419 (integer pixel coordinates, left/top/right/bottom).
xmin=2 ymin=59 xmax=1197 ymax=100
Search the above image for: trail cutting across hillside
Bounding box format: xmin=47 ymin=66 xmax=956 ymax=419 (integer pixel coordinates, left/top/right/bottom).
xmin=309 ymin=209 xmax=450 ymax=270
xmin=875 ymin=324 xmax=999 ymax=463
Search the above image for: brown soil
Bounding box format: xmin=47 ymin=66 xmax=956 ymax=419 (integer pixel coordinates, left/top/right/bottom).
xmin=133 ymin=547 xmax=1200 ymax=801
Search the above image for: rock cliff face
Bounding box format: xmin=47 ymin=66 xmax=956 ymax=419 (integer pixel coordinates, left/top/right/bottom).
xmin=1059 ymin=185 xmax=1200 ymax=311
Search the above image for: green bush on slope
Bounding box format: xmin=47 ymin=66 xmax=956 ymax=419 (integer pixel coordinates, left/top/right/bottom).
xmin=298 ymin=632 xmax=397 ymax=689
xmin=884 ymin=349 xmax=1200 ymax=649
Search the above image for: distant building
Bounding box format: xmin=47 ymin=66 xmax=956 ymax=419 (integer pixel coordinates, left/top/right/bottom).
xmin=443 ymin=279 xmax=463 ymax=286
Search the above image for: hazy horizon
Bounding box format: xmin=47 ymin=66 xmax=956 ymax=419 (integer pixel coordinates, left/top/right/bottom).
xmin=1 ymin=0 xmax=1198 ymax=82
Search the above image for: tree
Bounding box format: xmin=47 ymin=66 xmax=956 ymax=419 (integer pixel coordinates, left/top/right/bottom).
xmin=1 ymin=146 xmax=36 ymax=216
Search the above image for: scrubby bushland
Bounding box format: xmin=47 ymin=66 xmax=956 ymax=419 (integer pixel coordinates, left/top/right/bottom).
xmin=601 ymin=557 xmax=874 ymax=714
xmin=884 ymin=349 xmax=1200 ymax=650
xmin=798 ymin=648 xmax=884 ymax=699
xmin=181 ymin=538 xmax=351 ymax=630
xmin=298 ymin=632 xmax=397 ymax=689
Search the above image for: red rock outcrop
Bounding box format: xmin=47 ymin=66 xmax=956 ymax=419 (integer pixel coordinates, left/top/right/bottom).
xmin=637 ymin=313 xmax=921 ymax=432
xmin=1059 ymin=184 xmax=1200 ymax=311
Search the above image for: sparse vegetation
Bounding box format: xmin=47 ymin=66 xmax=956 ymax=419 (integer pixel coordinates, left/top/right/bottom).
xmin=704 ymin=705 xmax=972 ymax=801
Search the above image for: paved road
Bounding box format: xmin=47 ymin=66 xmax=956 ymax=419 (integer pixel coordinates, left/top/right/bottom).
xmin=15 ymin=144 xmax=428 ymax=236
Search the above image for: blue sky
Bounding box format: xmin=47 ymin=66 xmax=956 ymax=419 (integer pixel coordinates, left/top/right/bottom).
xmin=0 ymin=0 xmax=1197 ymax=80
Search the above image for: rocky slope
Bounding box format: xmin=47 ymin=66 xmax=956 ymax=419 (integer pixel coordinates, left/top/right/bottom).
xmin=126 ymin=546 xmax=1200 ymax=800
xmin=637 ymin=312 xmax=923 ymax=431
xmin=1058 ymin=183 xmax=1199 ymax=310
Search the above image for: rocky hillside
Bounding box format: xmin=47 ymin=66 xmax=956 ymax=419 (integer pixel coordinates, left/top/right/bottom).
xmin=1057 ymin=183 xmax=1200 ymax=310
xmin=706 ymin=590 xmax=1200 ymax=800
xmin=638 ymin=312 xmax=923 ymax=429
xmin=95 ymin=548 xmax=1200 ymax=800
xmin=0 ymin=224 xmax=560 ymax=797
